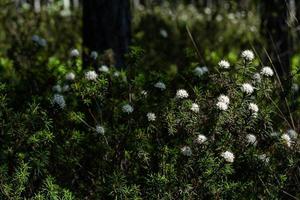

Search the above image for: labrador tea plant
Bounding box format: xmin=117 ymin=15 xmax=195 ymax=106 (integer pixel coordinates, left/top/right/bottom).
xmin=46 ymin=49 xmax=299 ymax=199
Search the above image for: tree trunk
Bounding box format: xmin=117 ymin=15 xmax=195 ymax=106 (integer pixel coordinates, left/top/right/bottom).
xmin=83 ymin=0 xmax=131 ymax=68
xmin=34 ymin=0 xmax=41 ymax=12
xmin=72 ymin=0 xmax=80 ymax=9
xmin=260 ymin=0 xmax=291 ymax=88
xmin=63 ymin=0 xmax=70 ymax=10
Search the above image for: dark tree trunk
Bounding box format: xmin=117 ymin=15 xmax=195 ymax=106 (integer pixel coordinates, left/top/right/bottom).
xmin=260 ymin=0 xmax=291 ymax=87
xmin=83 ymin=0 xmax=131 ymax=68
xmin=295 ymin=0 xmax=300 ymax=45
xmin=297 ymin=1 xmax=300 ymax=21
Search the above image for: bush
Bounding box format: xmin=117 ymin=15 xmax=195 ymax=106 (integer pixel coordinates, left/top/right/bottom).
xmin=0 ymin=2 xmax=299 ymax=199
xmin=39 ymin=49 xmax=299 ymax=199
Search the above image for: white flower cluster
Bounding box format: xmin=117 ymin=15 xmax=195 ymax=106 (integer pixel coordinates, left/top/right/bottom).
xmin=141 ymin=90 xmax=148 ymax=96
xmin=241 ymin=50 xmax=254 ymax=61
xmin=65 ymin=72 xmax=76 ymax=81
xmin=70 ymin=49 xmax=80 ymax=57
xmin=218 ymin=95 xmax=230 ymax=105
xmin=113 ymin=71 xmax=120 ymax=77
xmin=53 ymin=84 xmax=69 ymax=93
xmin=159 ymin=29 xmax=168 ymax=38
xmin=90 ymin=51 xmax=98 ymax=60
xmin=216 ymin=15 xmax=223 ymax=22
xmin=216 ymin=94 xmax=230 ymax=111
xmin=195 ymin=134 xmax=207 ymax=144
xmin=154 ymin=81 xmax=166 ymax=91
xmin=218 ymin=60 xmax=230 ymax=69
xmin=147 ymin=112 xmax=156 ymax=122
xmin=32 ymin=35 xmax=47 ymax=47
xmin=216 ymin=101 xmax=228 ymax=111
xmin=258 ymin=154 xmax=270 ymax=163
xmin=62 ymin=85 xmax=70 ymax=92
xmin=194 ymin=66 xmax=208 ymax=77
xmin=281 ymin=134 xmax=291 ymax=147
xmin=287 ymin=129 xmax=298 ymax=139
xmin=176 ymin=89 xmax=189 ymax=99
xmin=260 ymin=66 xmax=274 ymax=77
xmin=271 ymin=132 xmax=280 ymax=137
xmin=248 ymin=103 xmax=259 ymax=115
xmin=85 ymin=70 xmax=98 ymax=81
xmin=52 ymin=94 xmax=66 ymax=109
xmin=246 ymin=134 xmax=257 ymax=145
xmin=96 ymin=125 xmax=105 ymax=134
xmin=253 ymin=73 xmax=261 ymax=83
xmin=204 ymin=7 xmax=211 ymax=15
xmin=53 ymin=85 xmax=62 ymax=93
xmin=292 ymin=83 xmax=299 ymax=92
xmin=280 ymin=129 xmax=298 ymax=148
xmin=221 ymin=151 xmax=235 ymax=163
xmin=99 ymin=65 xmax=109 ymax=73
xmin=241 ymin=83 xmax=254 ymax=95
xmin=181 ymin=146 xmax=192 ymax=156
xmin=191 ymin=103 xmax=199 ymax=113
xmin=122 ymin=104 xmax=134 ymax=114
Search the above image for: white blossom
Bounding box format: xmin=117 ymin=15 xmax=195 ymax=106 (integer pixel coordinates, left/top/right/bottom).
xmin=204 ymin=7 xmax=211 ymax=15
xmin=281 ymin=134 xmax=291 ymax=147
xmin=85 ymin=71 xmax=98 ymax=81
xmin=65 ymin=72 xmax=75 ymax=81
xmin=218 ymin=60 xmax=230 ymax=69
xmin=258 ymin=154 xmax=270 ymax=163
xmin=195 ymin=134 xmax=207 ymax=144
xmin=52 ymin=85 xmax=62 ymax=93
xmin=159 ymin=29 xmax=168 ymax=38
xmin=241 ymin=50 xmax=255 ymax=61
xmin=32 ymin=35 xmax=47 ymax=47
xmin=52 ymin=94 xmax=66 ymax=109
xmin=99 ymin=65 xmax=109 ymax=73
xmin=194 ymin=67 xmax=204 ymax=77
xmin=147 ymin=112 xmax=156 ymax=122
xmin=241 ymin=83 xmax=254 ymax=95
xmin=261 ymin=67 xmax=274 ymax=77
xmin=292 ymin=83 xmax=299 ymax=92
xmin=122 ymin=104 xmax=134 ymax=114
xmin=253 ymin=73 xmax=261 ymax=83
xmin=287 ymin=129 xmax=298 ymax=140
xmin=221 ymin=151 xmax=235 ymax=163
xmin=32 ymin=35 xmax=40 ymax=43
xmin=249 ymin=103 xmax=259 ymax=113
xmin=250 ymin=26 xmax=257 ymax=32
xmin=218 ymin=95 xmax=230 ymax=105
xmin=194 ymin=66 xmax=208 ymax=77
xmin=113 ymin=72 xmax=120 ymax=77
xmin=216 ymin=15 xmax=223 ymax=22
xmin=39 ymin=38 xmax=47 ymax=47
xmin=246 ymin=134 xmax=257 ymax=145
xmin=90 ymin=51 xmax=98 ymax=59
xmin=70 ymin=49 xmax=80 ymax=57
xmin=191 ymin=103 xmax=200 ymax=113
xmin=228 ymin=13 xmax=235 ymax=20
xmin=96 ymin=125 xmax=105 ymax=134
xmin=176 ymin=89 xmax=189 ymax=99
xmin=141 ymin=90 xmax=148 ymax=96
xmin=22 ymin=2 xmax=31 ymax=10
xmin=154 ymin=81 xmax=166 ymax=91
xmin=61 ymin=9 xmax=71 ymax=17
xmin=202 ymin=66 xmax=208 ymax=73
xmin=62 ymin=85 xmax=70 ymax=92
xmin=181 ymin=146 xmax=192 ymax=156
xmin=252 ymin=112 xmax=258 ymax=118
xmin=271 ymin=132 xmax=280 ymax=137
xmin=216 ymin=101 xmax=228 ymax=111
